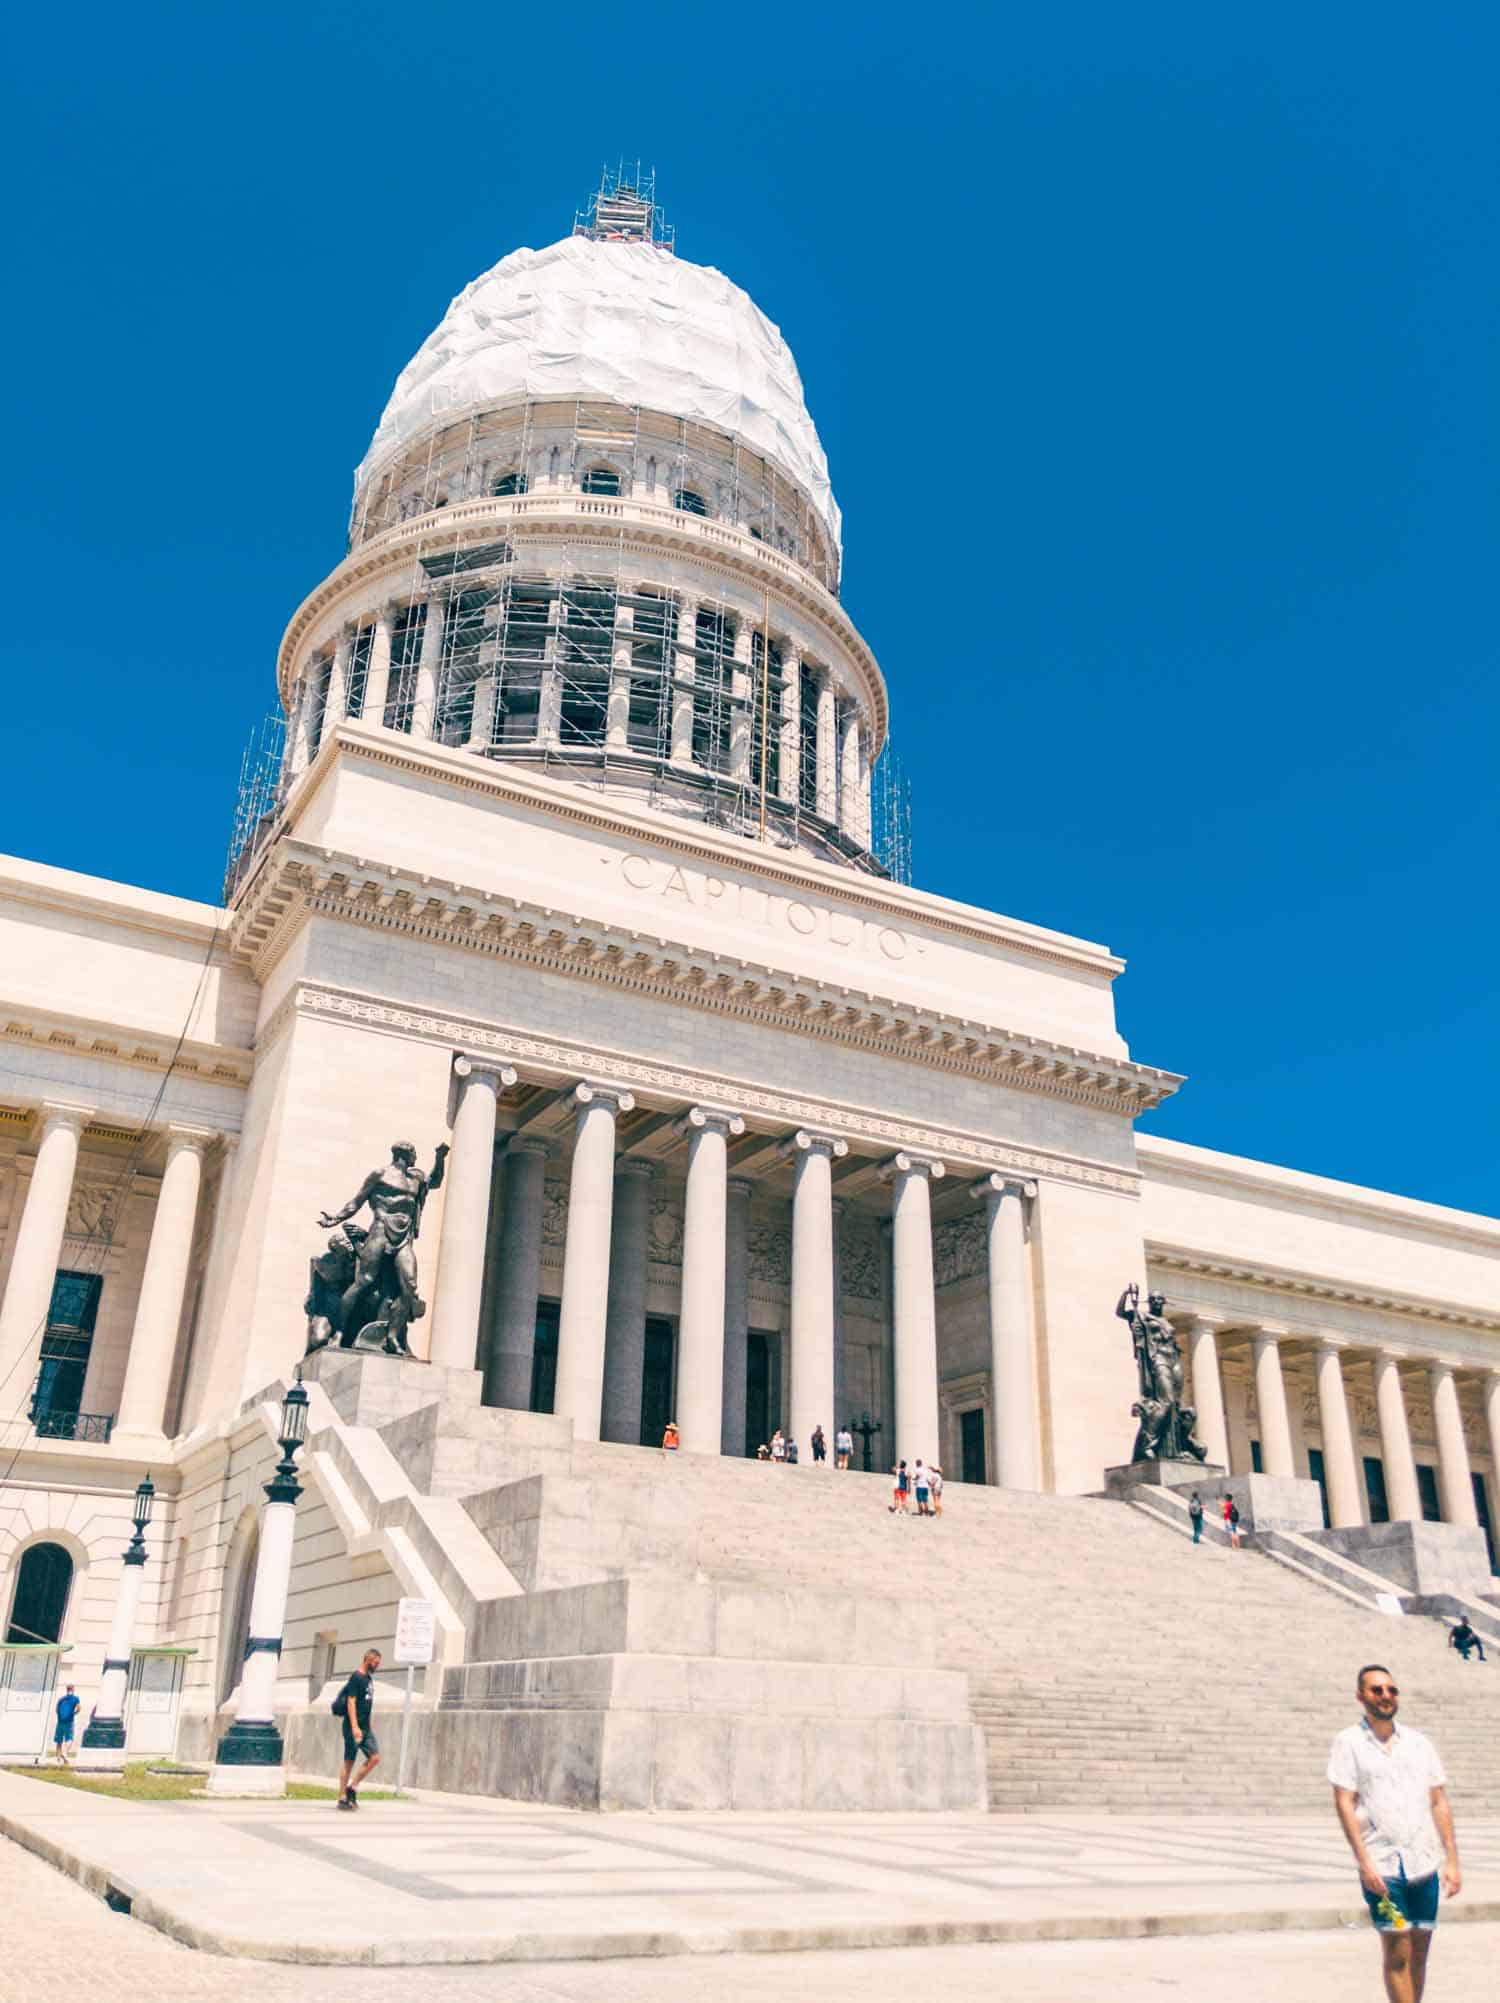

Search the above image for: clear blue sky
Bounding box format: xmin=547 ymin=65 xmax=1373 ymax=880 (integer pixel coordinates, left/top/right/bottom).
xmin=3 ymin=4 xmax=1495 ymax=1212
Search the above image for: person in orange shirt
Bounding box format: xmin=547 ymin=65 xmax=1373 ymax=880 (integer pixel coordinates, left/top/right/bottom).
xmin=661 ymin=1420 xmax=680 ymax=1452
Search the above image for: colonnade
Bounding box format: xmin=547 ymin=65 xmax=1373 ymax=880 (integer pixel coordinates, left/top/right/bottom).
xmin=286 ymin=591 xmax=874 ymax=851
xmin=430 ymin=1060 xmax=1040 ymax=1470
xmin=0 ymin=1101 xmax=222 ymax=1441
xmin=1180 ymin=1313 xmax=1500 ymax=1532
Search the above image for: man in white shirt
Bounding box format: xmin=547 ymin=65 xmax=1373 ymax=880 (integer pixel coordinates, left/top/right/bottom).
xmin=835 ymin=1426 xmax=853 ymax=1470
xmin=1328 ymin=1663 xmax=1462 ymax=2003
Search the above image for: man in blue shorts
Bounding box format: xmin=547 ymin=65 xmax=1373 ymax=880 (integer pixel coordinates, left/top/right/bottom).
xmin=1329 ymin=1663 xmax=1462 ymax=2003
xmin=52 ymin=1684 xmax=80 ymax=1765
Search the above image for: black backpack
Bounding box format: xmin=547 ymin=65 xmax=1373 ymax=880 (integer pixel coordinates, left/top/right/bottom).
xmin=330 ymin=1676 xmax=353 ymax=1718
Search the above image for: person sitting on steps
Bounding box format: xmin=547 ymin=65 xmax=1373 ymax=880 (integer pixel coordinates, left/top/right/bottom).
xmin=1449 ymin=1618 xmax=1487 ymax=1664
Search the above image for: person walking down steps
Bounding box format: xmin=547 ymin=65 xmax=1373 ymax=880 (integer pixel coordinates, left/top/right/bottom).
xmin=1190 ymin=1492 xmax=1204 ymax=1544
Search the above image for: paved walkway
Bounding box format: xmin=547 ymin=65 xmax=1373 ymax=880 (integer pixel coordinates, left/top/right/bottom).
xmin=4 ymin=1772 xmax=1500 ymax=1966
xmin=6 ymin=1829 xmax=1500 ymax=2003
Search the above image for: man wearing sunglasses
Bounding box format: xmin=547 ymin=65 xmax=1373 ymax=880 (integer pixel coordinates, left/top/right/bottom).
xmin=1329 ymin=1664 xmax=1462 ymax=2003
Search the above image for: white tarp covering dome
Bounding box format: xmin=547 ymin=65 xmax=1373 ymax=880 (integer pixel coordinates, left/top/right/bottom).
xmin=355 ymin=236 xmax=841 ymax=553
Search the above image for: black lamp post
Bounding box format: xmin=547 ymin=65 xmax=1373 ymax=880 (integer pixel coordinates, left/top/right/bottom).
xmin=208 ymin=1371 xmax=311 ymax=1794
xmin=80 ymin=1474 xmax=156 ymax=1765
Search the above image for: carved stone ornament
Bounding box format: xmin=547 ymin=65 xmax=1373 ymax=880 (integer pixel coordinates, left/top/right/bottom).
xmin=66 ymin=1179 xmax=122 ymax=1242
xmin=839 ymin=1215 xmax=883 ymax=1301
xmin=648 ymin=1193 xmax=684 ymax=1267
xmin=541 ymin=1175 xmax=569 ymax=1251
xmin=933 ymin=1213 xmax=986 ymax=1288
xmin=747 ymin=1219 xmax=792 ymax=1289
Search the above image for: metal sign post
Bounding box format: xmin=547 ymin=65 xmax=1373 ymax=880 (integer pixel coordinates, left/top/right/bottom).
xmin=392 ymin=1597 xmax=435 ymax=1796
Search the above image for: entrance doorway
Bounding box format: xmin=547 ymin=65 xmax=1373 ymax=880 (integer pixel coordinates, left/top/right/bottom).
xmin=639 ymin=1317 xmax=676 ymax=1445
xmin=1363 ymin=1456 xmax=1390 ymax=1523
xmin=744 ymin=1330 xmax=781 ymax=1455
xmin=530 ymin=1300 xmax=560 ymax=1413
xmin=960 ymin=1408 xmax=987 ymax=1484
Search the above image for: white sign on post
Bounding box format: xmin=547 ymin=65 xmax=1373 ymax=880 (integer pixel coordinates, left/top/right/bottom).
xmin=392 ymin=1598 xmax=435 ymax=1798
xmin=394 ymin=1598 xmax=435 ymax=1666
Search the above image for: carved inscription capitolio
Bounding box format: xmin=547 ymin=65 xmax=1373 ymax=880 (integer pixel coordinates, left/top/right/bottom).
xmin=619 ymin=852 xmax=910 ymax=961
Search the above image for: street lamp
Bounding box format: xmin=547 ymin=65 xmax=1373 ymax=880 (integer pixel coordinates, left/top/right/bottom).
xmin=207 ymin=1371 xmax=312 ymax=1797
xmin=80 ymin=1474 xmax=156 ymax=1769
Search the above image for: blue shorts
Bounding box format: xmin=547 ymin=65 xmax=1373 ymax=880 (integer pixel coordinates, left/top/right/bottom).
xmin=1363 ymin=1866 xmax=1440 ymax=1932
xmin=342 ymin=1724 xmax=379 ymax=1762
xmin=53 ymin=1725 xmax=74 ymax=1744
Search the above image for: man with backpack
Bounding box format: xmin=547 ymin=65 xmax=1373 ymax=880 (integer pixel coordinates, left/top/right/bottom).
xmin=334 ymin=1647 xmax=382 ymax=1809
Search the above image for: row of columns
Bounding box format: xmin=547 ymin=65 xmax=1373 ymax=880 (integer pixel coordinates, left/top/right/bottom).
xmin=0 ymin=1103 xmax=222 ymax=1441
xmin=286 ymin=597 xmax=875 ymax=848
xmin=1183 ymin=1314 xmax=1500 ymax=1531
xmin=430 ymin=1061 xmax=1041 ymax=1474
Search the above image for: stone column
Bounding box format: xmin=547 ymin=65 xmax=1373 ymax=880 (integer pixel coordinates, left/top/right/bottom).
xmin=815 ymin=672 xmax=837 ymax=819
xmin=782 ymin=1131 xmax=846 ymax=1454
xmin=1178 ymin=1313 xmax=1230 ymax=1472
xmin=1373 ymin=1351 xmax=1423 ymax=1524
xmin=729 ymin=623 xmax=754 ymax=783
xmin=606 ymin=603 xmax=634 ymax=750
xmin=971 ymin=1175 xmax=1039 ymax=1488
xmin=1250 ymin=1327 xmax=1295 ymax=1477
xmin=883 ymin=1152 xmax=945 ymax=1465
xmin=553 ymin=1084 xmax=634 ymax=1441
xmin=481 ymin=1140 xmax=550 ymax=1410
xmin=839 ymin=705 xmax=862 ymax=836
xmin=1313 ymin=1339 xmax=1364 ymax=1528
xmin=675 ymin=1108 xmax=744 ymax=1450
xmin=114 ymin=1128 xmax=212 ymax=1438
xmin=777 ymin=643 xmax=801 ymax=805
xmin=325 ymin=624 xmax=354 ymax=730
xmin=857 ymin=729 xmax=874 ymax=846
xmin=600 ymin=1158 xmax=656 ymax=1444
xmin=468 ymin=674 xmax=497 ymax=750
xmin=1483 ymin=1373 xmax=1500 ymax=1532
xmin=411 ymin=594 xmax=445 ymax=741
xmin=0 ymin=1103 xmax=92 ymax=1404
xmin=429 ymin=1058 xmax=515 ymax=1370
xmin=721 ymin=1177 xmax=752 ymax=1457
xmin=363 ymin=606 xmax=395 ymax=726
xmin=1429 ymin=1360 xmax=1479 ymax=1527
xmin=670 ymin=594 xmax=698 ymax=764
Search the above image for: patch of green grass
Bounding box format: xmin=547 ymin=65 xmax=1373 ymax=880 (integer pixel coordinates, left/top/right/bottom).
xmin=4 ymin=1761 xmax=403 ymax=1803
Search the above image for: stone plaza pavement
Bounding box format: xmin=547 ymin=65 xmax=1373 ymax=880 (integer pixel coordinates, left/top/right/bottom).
xmin=6 ymin=1828 xmax=1500 ymax=2003
xmin=3 ymin=1772 xmax=1500 ymax=1971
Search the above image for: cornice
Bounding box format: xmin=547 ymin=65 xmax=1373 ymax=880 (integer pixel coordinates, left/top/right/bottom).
xmin=1146 ymin=1241 xmax=1500 ymax=1341
xmin=259 ymin=977 xmax=1143 ymax=1194
xmin=236 ymin=840 xmax=1177 ymax=1116
xmin=0 ymin=1003 xmax=252 ymax=1090
xmin=276 ymin=493 xmax=888 ymax=746
xmin=0 ymin=865 xmax=226 ymax=950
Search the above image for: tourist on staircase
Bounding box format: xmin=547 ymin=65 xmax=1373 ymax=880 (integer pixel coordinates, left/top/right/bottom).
xmin=1448 ymin=1618 xmax=1487 ymax=1664
xmin=835 ymin=1423 xmax=853 ymax=1470
xmin=811 ymin=1424 xmax=827 ymax=1464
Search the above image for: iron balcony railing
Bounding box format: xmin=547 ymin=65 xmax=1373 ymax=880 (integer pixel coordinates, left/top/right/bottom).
xmin=32 ymin=1408 xmax=114 ymax=1444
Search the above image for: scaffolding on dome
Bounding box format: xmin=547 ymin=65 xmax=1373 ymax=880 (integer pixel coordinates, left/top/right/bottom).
xmin=573 ymin=163 xmax=674 ymax=252
xmin=871 ymin=741 xmax=913 ymax=886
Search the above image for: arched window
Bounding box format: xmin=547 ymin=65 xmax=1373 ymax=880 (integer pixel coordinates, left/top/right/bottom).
xmin=673 ymin=488 xmax=709 ymax=518
xmin=581 ymin=465 xmax=621 ymax=497
xmin=5 ymin=1541 xmax=74 ymax=1645
xmin=491 ymin=472 xmax=527 ymax=497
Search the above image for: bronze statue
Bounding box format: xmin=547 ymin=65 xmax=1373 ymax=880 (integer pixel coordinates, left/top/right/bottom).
xmin=307 ymin=1140 xmax=448 ymax=1356
xmin=1116 ymin=1283 xmax=1207 ymax=1464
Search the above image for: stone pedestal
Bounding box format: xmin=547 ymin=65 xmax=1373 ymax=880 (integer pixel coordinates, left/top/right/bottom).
xmin=1103 ymin=1457 xmax=1225 ymax=1497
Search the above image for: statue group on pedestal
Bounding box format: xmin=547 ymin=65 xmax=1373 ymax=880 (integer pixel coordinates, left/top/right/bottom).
xmin=304 ymin=1140 xmax=448 ymax=1357
xmin=1116 ymin=1282 xmax=1207 ymax=1464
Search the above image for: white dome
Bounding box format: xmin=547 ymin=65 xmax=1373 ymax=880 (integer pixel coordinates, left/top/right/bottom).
xmin=355 ymin=236 xmax=841 ymax=553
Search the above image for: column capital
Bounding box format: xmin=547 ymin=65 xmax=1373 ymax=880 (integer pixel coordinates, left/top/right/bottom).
xmin=1310 ymin=1333 xmax=1351 ymax=1356
xmin=162 ymin=1124 xmax=216 ymax=1162
xmin=1245 ymin=1322 xmax=1292 ymax=1346
xmin=37 ymin=1100 xmax=93 ymax=1137
xmin=571 ymin=1081 xmax=635 ymax=1115
xmin=676 ymin=1106 xmax=746 ymax=1141
xmin=503 ymin=1134 xmax=554 ymax=1164
xmin=779 ymin=1129 xmax=848 ymax=1161
xmin=453 ymin=1054 xmax=519 ymax=1089
xmin=879 ymin=1151 xmax=946 ymax=1184
xmin=968 ymin=1173 xmax=1036 ymax=1204
xmin=726 ymin=1176 xmax=755 ymax=1201
xmin=615 ymin=1155 xmax=660 ymax=1182
xmin=1174 ymin=1310 xmax=1229 ymax=1336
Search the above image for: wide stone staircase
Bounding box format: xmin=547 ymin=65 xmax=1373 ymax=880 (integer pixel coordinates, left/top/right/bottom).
xmin=313 ymin=1353 xmax=1500 ymax=1814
